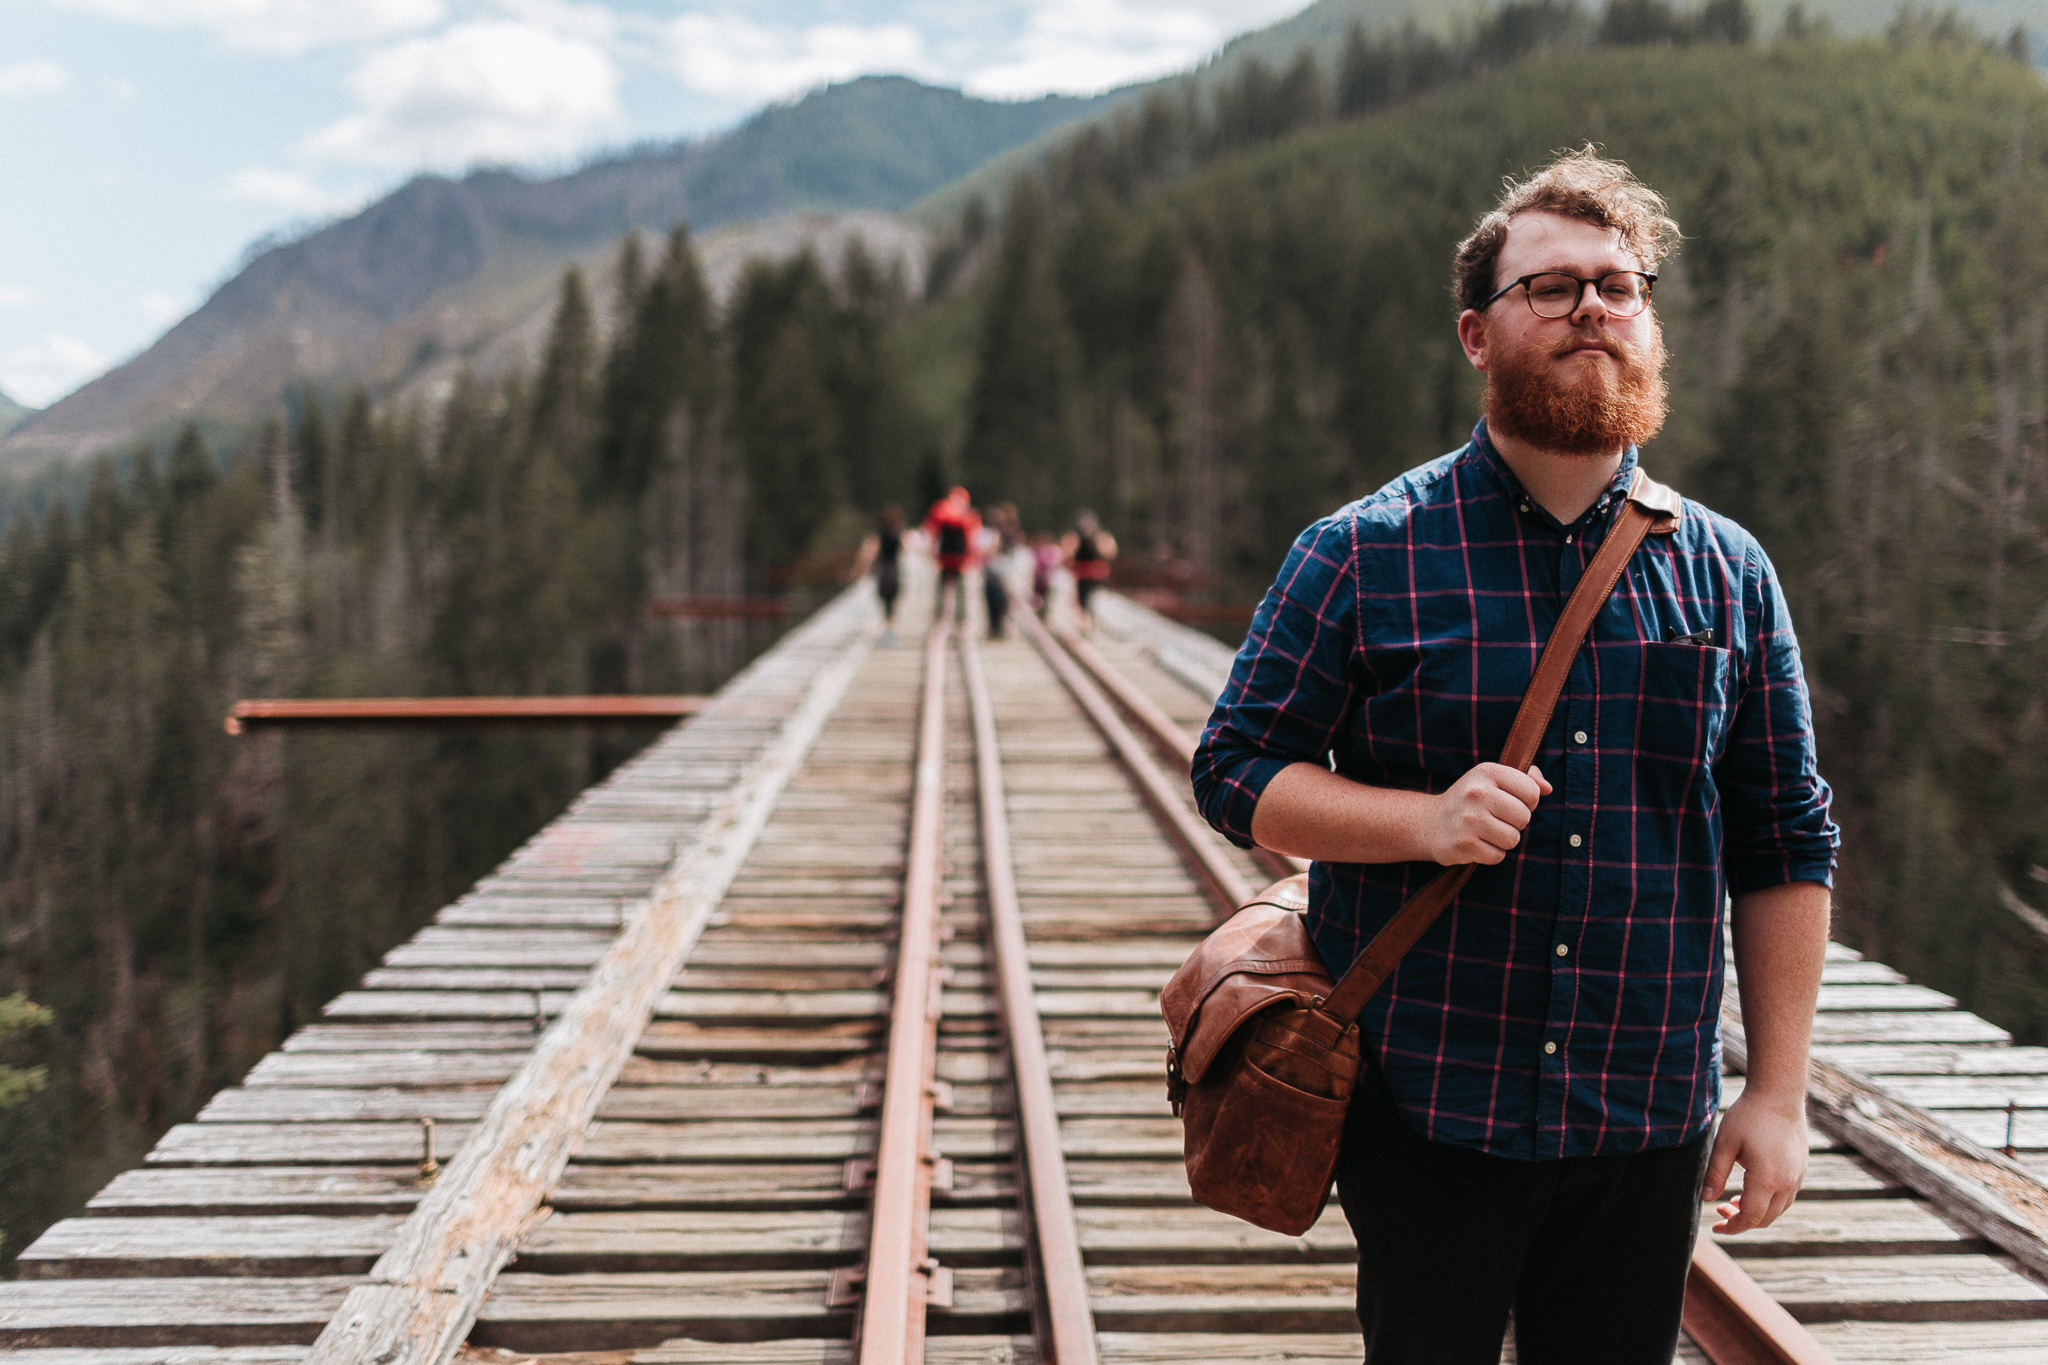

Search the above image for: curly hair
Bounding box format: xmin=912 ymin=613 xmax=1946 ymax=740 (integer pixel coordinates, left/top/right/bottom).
xmin=1452 ymin=147 xmax=1682 ymax=315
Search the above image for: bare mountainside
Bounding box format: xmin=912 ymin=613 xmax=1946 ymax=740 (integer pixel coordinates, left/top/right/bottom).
xmin=0 ymin=388 xmax=30 ymax=439
xmin=0 ymin=76 xmax=1101 ymax=472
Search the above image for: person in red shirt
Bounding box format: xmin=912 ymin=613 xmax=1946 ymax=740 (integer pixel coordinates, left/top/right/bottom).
xmin=922 ymin=486 xmax=981 ymax=622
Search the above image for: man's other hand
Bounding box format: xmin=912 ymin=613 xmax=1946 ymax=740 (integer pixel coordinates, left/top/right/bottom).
xmin=1701 ymin=1089 xmax=1808 ymax=1234
xmin=1428 ymin=763 xmax=1552 ymax=865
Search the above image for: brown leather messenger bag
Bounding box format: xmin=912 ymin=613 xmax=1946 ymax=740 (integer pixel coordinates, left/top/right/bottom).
xmin=1159 ymin=469 xmax=1683 ymax=1236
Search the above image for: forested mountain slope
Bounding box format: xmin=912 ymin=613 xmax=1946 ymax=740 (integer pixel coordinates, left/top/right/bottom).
xmin=0 ymin=78 xmax=1102 ymax=476
xmin=933 ymin=27 xmax=2048 ymax=1046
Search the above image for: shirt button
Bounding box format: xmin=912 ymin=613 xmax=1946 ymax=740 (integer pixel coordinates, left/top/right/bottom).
xmin=1544 ymin=1041 xmax=1558 ymax=1055
xmin=1573 ymin=730 xmax=1588 ymax=745
xmin=1568 ymin=833 xmax=1583 ymax=848
xmin=1564 ymin=533 xmax=1574 ymax=543
xmin=1555 ymin=943 xmax=1570 ymax=957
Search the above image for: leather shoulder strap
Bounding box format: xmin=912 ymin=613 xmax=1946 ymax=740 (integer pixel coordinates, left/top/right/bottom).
xmin=1319 ymin=468 xmax=1678 ymax=1024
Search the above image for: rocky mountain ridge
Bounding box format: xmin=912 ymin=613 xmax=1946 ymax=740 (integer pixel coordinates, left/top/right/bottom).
xmin=0 ymin=77 xmax=1102 ymax=473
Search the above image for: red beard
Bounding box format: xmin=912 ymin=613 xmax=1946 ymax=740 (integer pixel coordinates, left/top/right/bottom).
xmin=1483 ymin=318 xmax=1669 ymax=457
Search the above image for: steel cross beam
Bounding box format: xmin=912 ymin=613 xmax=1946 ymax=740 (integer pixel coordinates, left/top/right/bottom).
xmin=224 ymin=696 xmax=704 ymax=733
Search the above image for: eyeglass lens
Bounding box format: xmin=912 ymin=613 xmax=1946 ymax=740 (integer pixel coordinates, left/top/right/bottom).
xmin=1525 ymin=272 xmax=1649 ymax=318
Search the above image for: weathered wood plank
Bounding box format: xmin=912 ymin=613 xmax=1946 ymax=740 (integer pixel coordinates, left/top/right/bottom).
xmin=1801 ymin=1319 xmax=2048 ymax=1362
xmin=1864 ymin=1075 xmax=2048 ymax=1109
xmin=468 ymin=1269 xmax=1027 ymax=1352
xmin=0 ymin=1276 xmax=356 ymax=1346
xmin=1707 ymin=1198 xmax=1984 ymax=1258
xmin=634 ymin=1022 xmax=880 ymax=1062
xmin=1083 ymin=1264 xmax=1356 ymax=1334
xmin=513 ymin=1208 xmax=1022 ymax=1273
xmin=148 ymin=1122 xmax=477 ymax=1166
xmin=0 ymin=1351 xmax=310 ymax=1364
xmin=281 ymin=1024 xmax=539 ymax=1053
xmin=1815 ymin=1044 xmax=2048 ymax=1076
xmin=15 ymin=1215 xmax=405 ymax=1279
xmin=1741 ymin=1254 xmax=2048 ymax=1321
xmin=200 ymin=1087 xmax=496 ymax=1124
xmin=551 ymin=1162 xmax=1013 ymax=1211
xmin=304 ymin=595 xmax=875 ymax=1365
xmin=244 ymin=1051 xmax=525 ymax=1088
xmin=87 ymin=1166 xmax=427 ymax=1216
xmin=550 ymin=1338 xmax=1034 ymax=1364
xmin=1813 ymin=984 xmax=1961 ymax=1012
xmin=1809 ymin=1012 xmax=2011 ymax=1045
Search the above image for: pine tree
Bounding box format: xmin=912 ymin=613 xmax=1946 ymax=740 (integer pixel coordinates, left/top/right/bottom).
xmin=961 ymin=177 xmax=1089 ymax=528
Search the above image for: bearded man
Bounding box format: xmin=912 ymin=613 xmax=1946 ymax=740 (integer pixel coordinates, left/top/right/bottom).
xmin=1191 ymin=149 xmax=1838 ymax=1364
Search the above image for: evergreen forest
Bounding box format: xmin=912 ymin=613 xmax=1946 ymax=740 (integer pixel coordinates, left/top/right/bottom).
xmin=7 ymin=1 xmax=2048 ymax=1266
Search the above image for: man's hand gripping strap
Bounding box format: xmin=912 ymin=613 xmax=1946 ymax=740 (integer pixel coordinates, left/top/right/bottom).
xmin=1320 ymin=469 xmax=1680 ymax=1024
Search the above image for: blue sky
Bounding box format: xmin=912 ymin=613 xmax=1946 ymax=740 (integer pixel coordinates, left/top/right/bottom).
xmin=0 ymin=0 xmax=1304 ymax=409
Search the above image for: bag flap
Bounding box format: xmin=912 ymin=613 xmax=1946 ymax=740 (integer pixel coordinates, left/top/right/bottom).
xmin=1161 ymin=875 xmax=1334 ymax=1084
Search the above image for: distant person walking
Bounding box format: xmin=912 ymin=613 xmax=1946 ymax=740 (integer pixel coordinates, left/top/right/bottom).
xmin=1029 ymin=532 xmax=1062 ymax=620
xmin=922 ymin=486 xmax=981 ymax=623
xmin=1062 ymin=509 xmax=1117 ymax=634
xmin=982 ymin=502 xmax=1023 ymax=639
xmin=852 ymin=504 xmax=906 ymax=645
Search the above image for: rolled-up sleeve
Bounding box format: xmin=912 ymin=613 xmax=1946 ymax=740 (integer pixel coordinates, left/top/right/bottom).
xmin=1716 ymin=541 xmax=1840 ymax=891
xmin=1192 ymin=513 xmax=1362 ymax=848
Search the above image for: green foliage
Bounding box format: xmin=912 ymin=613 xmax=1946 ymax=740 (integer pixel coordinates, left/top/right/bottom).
xmin=684 ymin=75 xmax=1110 ymax=225
xmin=0 ymin=993 xmax=50 ymax=1111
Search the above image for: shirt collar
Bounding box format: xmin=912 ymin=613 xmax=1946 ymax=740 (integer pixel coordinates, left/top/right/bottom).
xmin=1466 ymin=419 xmax=1640 ymax=531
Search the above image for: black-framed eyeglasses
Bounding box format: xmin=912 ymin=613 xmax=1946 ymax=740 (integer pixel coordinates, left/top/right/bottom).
xmin=1482 ymin=270 xmax=1656 ymax=319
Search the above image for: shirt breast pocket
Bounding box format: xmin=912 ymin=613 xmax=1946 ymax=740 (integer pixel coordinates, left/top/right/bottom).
xmin=1631 ymin=641 xmax=1736 ymax=788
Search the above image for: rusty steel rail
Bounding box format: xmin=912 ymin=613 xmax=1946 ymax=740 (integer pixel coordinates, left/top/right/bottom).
xmin=959 ymin=628 xmax=1100 ymax=1365
xmin=224 ymin=695 xmax=704 ymax=734
xmin=1041 ymin=620 xmax=1842 ymax=1365
xmin=1052 ymin=628 xmax=1304 ymax=883
xmin=845 ymin=591 xmax=954 ymax=1364
xmin=1020 ymin=610 xmax=1257 ymax=916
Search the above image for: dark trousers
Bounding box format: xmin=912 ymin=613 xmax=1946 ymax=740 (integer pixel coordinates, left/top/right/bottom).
xmin=1335 ymin=1084 xmax=1709 ymax=1365
xmin=936 ymin=567 xmax=965 ymax=621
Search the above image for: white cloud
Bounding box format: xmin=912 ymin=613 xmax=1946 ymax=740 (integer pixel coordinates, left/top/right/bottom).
xmin=0 ymin=286 xmax=42 ymax=309
xmin=304 ymin=20 xmax=623 ymax=169
xmin=138 ymin=291 xmax=192 ymax=325
xmin=54 ymin=0 xmax=445 ymax=56
xmin=0 ymin=61 xmax=71 ymax=97
xmin=228 ymin=167 xmax=359 ymax=214
xmin=1 ymin=334 xmax=109 ymax=408
xmin=665 ymin=14 xmax=932 ymax=103
xmin=966 ymin=0 xmax=1304 ymax=98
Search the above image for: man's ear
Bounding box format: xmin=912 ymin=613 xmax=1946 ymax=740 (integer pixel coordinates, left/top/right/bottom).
xmin=1456 ymin=309 xmax=1488 ymax=372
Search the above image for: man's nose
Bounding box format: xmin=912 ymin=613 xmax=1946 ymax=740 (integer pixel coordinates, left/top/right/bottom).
xmin=1570 ymin=280 xmax=1610 ymax=323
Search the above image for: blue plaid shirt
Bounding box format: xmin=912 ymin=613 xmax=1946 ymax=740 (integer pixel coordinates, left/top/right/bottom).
xmin=1192 ymin=425 xmax=1838 ymax=1160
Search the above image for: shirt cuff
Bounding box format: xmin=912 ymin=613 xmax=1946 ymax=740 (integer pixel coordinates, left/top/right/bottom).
xmin=1729 ymin=851 xmax=1836 ymax=895
xmin=1201 ymin=752 xmax=1294 ymax=849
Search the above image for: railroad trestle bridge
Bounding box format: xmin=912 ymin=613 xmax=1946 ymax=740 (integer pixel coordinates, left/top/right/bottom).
xmin=5 ymin=566 xmax=2048 ymax=1364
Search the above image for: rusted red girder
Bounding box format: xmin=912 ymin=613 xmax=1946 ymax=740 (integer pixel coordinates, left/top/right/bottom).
xmin=960 ymin=628 xmax=1100 ymax=1365
xmin=853 ymin=593 xmax=953 ymax=1365
xmin=647 ymin=595 xmax=794 ymax=619
xmin=224 ymin=696 xmax=704 ymax=734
